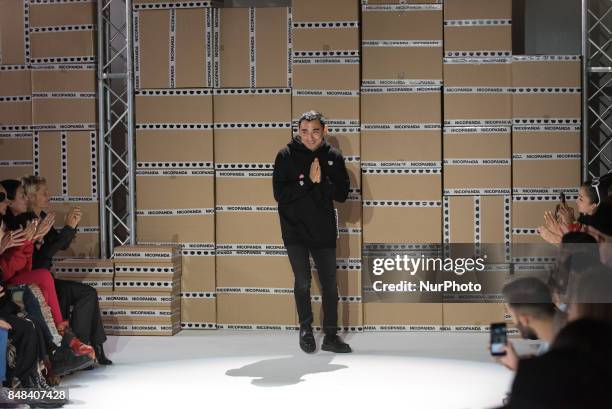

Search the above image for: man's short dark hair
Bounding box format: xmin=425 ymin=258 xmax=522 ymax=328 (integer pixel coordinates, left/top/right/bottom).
xmin=298 ymin=110 xmax=326 ymax=128
xmin=502 ymin=277 xmax=556 ymax=319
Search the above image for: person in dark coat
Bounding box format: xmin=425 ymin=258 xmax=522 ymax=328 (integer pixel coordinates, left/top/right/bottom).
xmin=272 ymin=111 xmax=351 ymax=354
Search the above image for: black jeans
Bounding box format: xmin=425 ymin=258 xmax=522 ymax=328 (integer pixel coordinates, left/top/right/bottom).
xmin=55 ymin=279 xmax=106 ymax=346
xmin=286 ymin=245 xmax=338 ymax=336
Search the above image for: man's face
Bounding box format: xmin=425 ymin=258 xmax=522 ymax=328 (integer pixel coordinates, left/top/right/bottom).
xmin=509 ymin=307 xmax=539 ymax=340
xmin=299 ymin=119 xmax=325 ymax=151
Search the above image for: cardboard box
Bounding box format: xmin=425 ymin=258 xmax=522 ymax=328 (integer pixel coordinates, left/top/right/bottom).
xmin=33 ymin=130 xmax=98 ymax=199
xmin=442 ymin=303 xmax=505 ymax=329
xmin=361 ymin=128 xmax=441 ymax=164
xmin=30 ymin=64 xmax=96 ymax=131
xmin=292 ymin=90 xmax=360 ymax=127
xmin=292 ymin=56 xmax=360 ymax=90
xmin=109 ymin=322 xmax=181 ymax=336
xmin=215 ymin=170 xmax=274 ymax=206
xmin=444 ymin=57 xmax=512 ymax=87
xmin=326 ymin=126 xmax=360 ymax=160
xmin=135 ymin=167 xmax=215 ymax=245
xmin=443 ymin=127 xmax=511 ymax=195
xmin=136 ymin=167 xmax=214 ymax=209
xmin=215 ymin=210 xmax=282 ymax=245
xmin=53 ymin=258 xmax=114 ymax=292
xmin=0 ymin=132 xmax=33 ymax=164
xmin=214 ymin=128 xmax=292 ymax=166
xmin=443 ymin=195 xmax=511 ymax=245
xmin=0 ymin=66 xmax=31 ymax=96
xmin=0 ymin=66 xmax=31 ymax=130
xmin=30 ymin=27 xmax=95 ymax=64
xmin=133 ymin=0 xmax=221 ymax=6
xmin=136 ymin=129 xmax=214 ymax=165
xmin=215 ymin=8 xmax=291 ymax=88
xmin=181 ymin=294 xmax=216 ymax=329
xmin=444 ymin=0 xmax=512 ymax=20
xmin=362 ymin=0 xmax=442 ymax=3
xmin=29 ymin=2 xmax=95 ymax=27
xmin=113 ymin=244 xmax=181 ymax=264
xmin=362 ymin=4 xmax=443 ymax=85
xmin=113 ymin=276 xmax=181 ymax=293
xmin=361 ymin=86 xmax=441 ymax=125
xmin=216 ymin=246 xmax=293 ymax=289
xmin=102 ymin=302 xmax=180 ymax=325
xmin=213 ymin=88 xmax=291 ymax=124
xmin=134 ymin=8 xmax=214 ymax=89
xmin=363 ymin=203 xmax=442 ymax=244
xmin=137 ymin=213 xmax=215 ymax=245
xmin=512 ymin=124 xmax=581 ymax=195
xmin=444 ymin=10 xmax=512 ymax=58
xmin=362 ymin=168 xmax=441 ymax=201
xmin=216 ymin=293 xmax=296 ymax=329
xmin=293 ymin=0 xmax=359 ymax=22
xmin=512 ymin=88 xmax=581 ymax=125
xmin=179 ymin=248 xmax=216 ymax=293
xmin=312 ymin=299 xmax=363 ymax=330
xmin=112 ymin=292 xmax=180 ymax=308
xmin=363 ymin=303 xmax=443 ymax=330
xmin=512 ymin=55 xmax=581 ymax=88
xmin=293 ymin=23 xmax=359 ymax=54
xmin=114 ymin=261 xmax=181 ymax=280
xmin=0 ymin=0 xmax=28 ymax=65
xmin=135 ymin=89 xmax=213 ymax=125
xmin=0 ymin=163 xmax=33 ymax=180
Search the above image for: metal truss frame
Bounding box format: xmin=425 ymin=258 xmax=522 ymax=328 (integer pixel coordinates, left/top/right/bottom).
xmin=97 ymin=0 xmax=136 ymax=257
xmin=584 ymin=0 xmax=612 ymax=179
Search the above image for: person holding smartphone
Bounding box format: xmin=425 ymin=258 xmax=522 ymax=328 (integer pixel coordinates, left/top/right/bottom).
xmin=273 ymin=111 xmax=352 ymax=354
xmin=493 ymin=278 xmax=559 ymax=371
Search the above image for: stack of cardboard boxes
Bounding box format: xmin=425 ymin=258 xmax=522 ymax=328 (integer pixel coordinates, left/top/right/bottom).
xmin=361 ymin=2 xmax=444 ymax=331
xmin=441 ymin=0 xmax=513 ymax=330
xmin=133 ymin=0 xmax=217 ymax=330
xmin=511 ymin=55 xmax=582 ymax=266
xmin=291 ymin=0 xmax=363 ymax=333
xmin=0 ymin=0 xmax=100 ymax=259
xmin=213 ymin=7 xmax=297 ymax=331
xmin=108 ymin=245 xmax=182 ymax=335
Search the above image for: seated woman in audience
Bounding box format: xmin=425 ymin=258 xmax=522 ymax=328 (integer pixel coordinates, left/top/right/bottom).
xmin=0 ymin=179 xmax=94 ymax=359
xmin=539 ymin=178 xmax=612 ymax=243
xmin=21 ymin=175 xmax=111 ymax=365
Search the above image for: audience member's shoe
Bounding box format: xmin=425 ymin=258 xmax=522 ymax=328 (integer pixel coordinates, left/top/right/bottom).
xmin=51 ymin=346 xmax=95 ymax=377
xmin=68 ymin=337 xmax=95 ymax=359
xmin=19 ymin=374 xmax=66 ymax=408
xmin=94 ymin=344 xmax=113 ymax=365
xmin=60 ymin=328 xmax=95 ymax=359
xmin=321 ymin=334 xmax=352 ymax=353
xmin=0 ymin=387 xmax=30 ymax=408
xmin=299 ymin=326 xmax=316 ymax=353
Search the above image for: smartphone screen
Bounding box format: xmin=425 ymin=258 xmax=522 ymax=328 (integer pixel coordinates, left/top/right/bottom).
xmin=490 ymin=322 xmax=507 ymax=356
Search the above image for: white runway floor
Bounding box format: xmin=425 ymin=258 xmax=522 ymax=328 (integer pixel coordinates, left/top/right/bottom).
xmin=60 ymin=331 xmax=534 ymax=409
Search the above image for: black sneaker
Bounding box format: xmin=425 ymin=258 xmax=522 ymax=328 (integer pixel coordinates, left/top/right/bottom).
xmin=51 ymin=346 xmax=95 ymax=376
xmin=299 ymin=326 xmax=316 ymax=353
xmin=321 ymin=335 xmax=352 ymax=353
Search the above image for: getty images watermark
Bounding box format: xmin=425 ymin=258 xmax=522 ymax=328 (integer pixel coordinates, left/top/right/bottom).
xmin=370 ymin=254 xmax=488 ymax=293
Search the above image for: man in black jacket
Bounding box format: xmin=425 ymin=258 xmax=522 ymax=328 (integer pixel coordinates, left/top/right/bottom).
xmin=273 ymin=111 xmax=352 ymax=354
